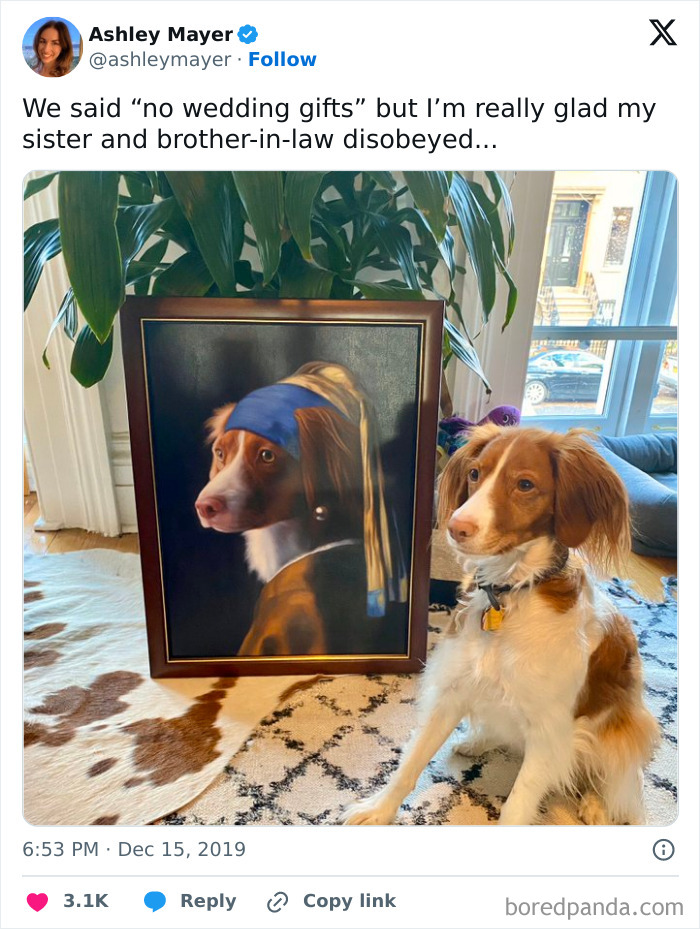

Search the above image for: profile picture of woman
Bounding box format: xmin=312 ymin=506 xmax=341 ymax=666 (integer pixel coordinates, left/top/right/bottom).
xmin=23 ymin=18 xmax=81 ymax=77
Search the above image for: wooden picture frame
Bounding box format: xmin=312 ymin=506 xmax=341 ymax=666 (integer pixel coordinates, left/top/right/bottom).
xmin=121 ymin=297 xmax=444 ymax=677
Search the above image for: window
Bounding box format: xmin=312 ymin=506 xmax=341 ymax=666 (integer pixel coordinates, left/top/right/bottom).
xmin=604 ymin=207 xmax=634 ymax=266
xmin=523 ymin=171 xmax=677 ymax=435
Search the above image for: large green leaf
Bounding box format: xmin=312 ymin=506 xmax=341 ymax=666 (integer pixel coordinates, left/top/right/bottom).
xmin=154 ymin=172 xmax=174 ymax=199
xmin=367 ymin=187 xmax=392 ymax=214
xmin=132 ymin=238 xmax=169 ymax=295
xmin=58 ymin=172 xmax=124 ymax=342
xmin=467 ymin=180 xmax=505 ymax=263
xmin=152 ymin=251 xmax=214 ymax=296
xmin=160 ymin=201 xmax=197 ymax=252
xmin=496 ymin=252 xmax=519 ymax=331
xmin=279 ymin=262 xmax=334 ymax=298
xmin=42 ymin=289 xmax=77 ymax=369
xmin=404 ymin=172 xmax=449 ymax=243
xmin=311 ymin=218 xmax=351 ymax=274
xmin=24 ymin=218 xmax=61 ymax=309
xmin=365 ymin=171 xmax=396 ymax=191
xmin=284 ymin=172 xmax=325 ymax=259
xmin=123 ymin=171 xmax=155 ymax=204
xmin=485 ymin=171 xmax=515 ymax=257
xmin=279 ymin=243 xmax=334 ymax=298
xmin=352 ymin=279 xmax=424 ymax=300
xmin=116 ymin=198 xmax=175 ymax=267
xmin=317 ymin=196 xmax=357 ymax=227
xmin=367 ymin=215 xmax=421 ymax=292
xmin=405 ymin=203 xmax=456 ymax=283
xmin=166 ymin=172 xmax=243 ymax=295
xmin=449 ymin=173 xmax=497 ymax=320
xmin=438 ymin=226 xmax=457 ymax=281
xmin=330 ymin=277 xmax=356 ymax=300
xmin=70 ymin=325 xmax=114 ymax=387
xmin=444 ymin=318 xmax=490 ymax=392
xmin=463 ymin=179 xmax=518 ymax=329
xmin=325 ymin=171 xmax=360 ymax=204
xmin=233 ymin=259 xmax=262 ymax=290
xmin=232 ymin=172 xmax=284 ymax=284
xmin=24 ymin=173 xmax=58 ymax=201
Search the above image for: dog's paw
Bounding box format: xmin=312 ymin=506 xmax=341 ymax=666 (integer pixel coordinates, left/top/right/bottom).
xmin=577 ymin=793 xmax=609 ymax=825
xmin=340 ymin=796 xmax=397 ymax=825
xmin=453 ymin=735 xmax=497 ymax=757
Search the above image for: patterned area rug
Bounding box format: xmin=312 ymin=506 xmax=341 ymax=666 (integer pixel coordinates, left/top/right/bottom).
xmin=158 ymin=578 xmax=677 ymax=826
xmin=24 ymin=550 xmax=310 ymax=826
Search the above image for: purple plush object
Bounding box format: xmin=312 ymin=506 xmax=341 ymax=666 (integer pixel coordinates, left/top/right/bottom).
xmin=478 ymin=405 xmax=521 ymax=428
xmin=438 ymin=406 xmax=521 ymax=456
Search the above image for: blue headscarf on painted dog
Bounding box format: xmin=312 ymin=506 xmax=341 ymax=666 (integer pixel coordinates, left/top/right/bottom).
xmin=224 ymin=384 xmax=339 ymax=459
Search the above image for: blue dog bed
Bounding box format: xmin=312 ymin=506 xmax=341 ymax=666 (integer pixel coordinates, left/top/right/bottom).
xmin=597 ymin=433 xmax=677 ymax=558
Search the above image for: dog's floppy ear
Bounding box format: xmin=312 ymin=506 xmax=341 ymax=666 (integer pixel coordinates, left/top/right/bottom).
xmin=205 ymin=403 xmax=235 ymax=445
xmin=437 ymin=422 xmax=502 ymax=527
xmin=295 ymin=406 xmax=363 ymax=523
xmin=552 ymin=430 xmax=630 ymax=574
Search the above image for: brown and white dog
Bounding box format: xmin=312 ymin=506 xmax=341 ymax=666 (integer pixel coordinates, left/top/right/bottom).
xmin=343 ymin=425 xmax=659 ymax=825
xmin=194 ymin=382 xmax=366 ymax=656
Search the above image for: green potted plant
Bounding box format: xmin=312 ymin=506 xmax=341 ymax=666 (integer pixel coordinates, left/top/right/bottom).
xmin=24 ymin=170 xmax=516 ymax=408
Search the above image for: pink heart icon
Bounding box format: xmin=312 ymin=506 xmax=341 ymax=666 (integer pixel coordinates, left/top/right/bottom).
xmin=27 ymin=894 xmax=48 ymax=912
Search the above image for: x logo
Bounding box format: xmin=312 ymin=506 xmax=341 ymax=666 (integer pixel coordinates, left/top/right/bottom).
xmin=650 ymin=18 xmax=677 ymax=45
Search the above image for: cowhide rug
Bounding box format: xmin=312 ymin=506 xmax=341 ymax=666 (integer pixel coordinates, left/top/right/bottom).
xmin=25 ymin=549 xmax=677 ymax=827
xmin=158 ymin=579 xmax=677 ymax=826
xmin=24 ymin=550 xmax=308 ymax=826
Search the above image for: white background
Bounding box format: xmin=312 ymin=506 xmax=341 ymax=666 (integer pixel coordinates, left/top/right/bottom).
xmin=2 ymin=2 xmax=698 ymax=927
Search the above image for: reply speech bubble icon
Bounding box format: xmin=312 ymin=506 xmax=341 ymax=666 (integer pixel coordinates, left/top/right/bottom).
xmin=144 ymin=891 xmax=166 ymax=912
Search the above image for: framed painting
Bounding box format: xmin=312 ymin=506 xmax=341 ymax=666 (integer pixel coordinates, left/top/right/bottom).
xmin=121 ymin=297 xmax=444 ymax=677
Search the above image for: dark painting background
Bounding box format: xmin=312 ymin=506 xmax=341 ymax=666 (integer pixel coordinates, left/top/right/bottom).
xmin=142 ymin=317 xmax=422 ymax=659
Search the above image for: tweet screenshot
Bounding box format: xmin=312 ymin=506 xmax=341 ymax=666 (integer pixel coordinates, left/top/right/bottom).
xmin=1 ymin=0 xmax=697 ymax=926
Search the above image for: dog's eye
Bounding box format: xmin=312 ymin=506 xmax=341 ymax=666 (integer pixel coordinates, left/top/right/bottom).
xmin=259 ymin=449 xmax=276 ymax=464
xmin=214 ymin=447 xmax=224 ymax=461
xmin=468 ymin=468 xmax=479 ymax=482
xmin=518 ymin=479 xmax=534 ymax=491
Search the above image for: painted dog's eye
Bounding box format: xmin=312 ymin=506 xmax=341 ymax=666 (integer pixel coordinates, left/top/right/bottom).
xmin=518 ymin=479 xmax=535 ymax=491
xmin=468 ymin=468 xmax=479 ymax=482
xmin=259 ymin=449 xmax=276 ymax=464
xmin=214 ymin=447 xmax=224 ymax=461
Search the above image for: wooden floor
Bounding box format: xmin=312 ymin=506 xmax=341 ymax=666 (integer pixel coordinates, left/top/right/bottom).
xmin=24 ymin=493 xmax=139 ymax=556
xmin=24 ymin=493 xmax=676 ymax=602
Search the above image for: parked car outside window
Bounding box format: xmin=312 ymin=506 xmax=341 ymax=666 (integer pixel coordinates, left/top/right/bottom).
xmin=525 ymin=349 xmax=604 ymax=405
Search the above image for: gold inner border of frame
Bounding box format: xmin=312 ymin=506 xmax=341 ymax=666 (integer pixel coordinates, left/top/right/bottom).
xmin=140 ymin=316 xmax=426 ymax=664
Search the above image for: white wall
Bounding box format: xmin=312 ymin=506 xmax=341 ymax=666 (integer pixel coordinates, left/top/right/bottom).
xmin=24 ymin=173 xmax=122 ymax=535
xmin=99 ymin=326 xmax=137 ymax=531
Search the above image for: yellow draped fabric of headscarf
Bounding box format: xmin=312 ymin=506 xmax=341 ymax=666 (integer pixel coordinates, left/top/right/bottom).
xmin=282 ymin=362 xmax=407 ymax=617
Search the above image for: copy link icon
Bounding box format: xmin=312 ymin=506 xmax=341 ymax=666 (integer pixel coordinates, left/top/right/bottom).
xmin=267 ymin=891 xmax=288 ymax=913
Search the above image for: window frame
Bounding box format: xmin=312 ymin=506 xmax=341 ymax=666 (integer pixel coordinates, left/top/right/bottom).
xmin=525 ymin=171 xmax=677 ymax=435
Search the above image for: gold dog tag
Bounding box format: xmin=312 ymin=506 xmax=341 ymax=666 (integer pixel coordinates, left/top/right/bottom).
xmin=481 ymin=606 xmax=504 ymax=632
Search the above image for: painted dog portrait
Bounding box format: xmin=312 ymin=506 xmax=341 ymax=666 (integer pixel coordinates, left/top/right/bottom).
xmin=195 ymin=361 xmax=407 ymax=657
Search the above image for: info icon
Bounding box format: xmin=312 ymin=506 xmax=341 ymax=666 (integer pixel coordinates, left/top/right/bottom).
xmin=652 ymin=839 xmax=675 ymax=861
